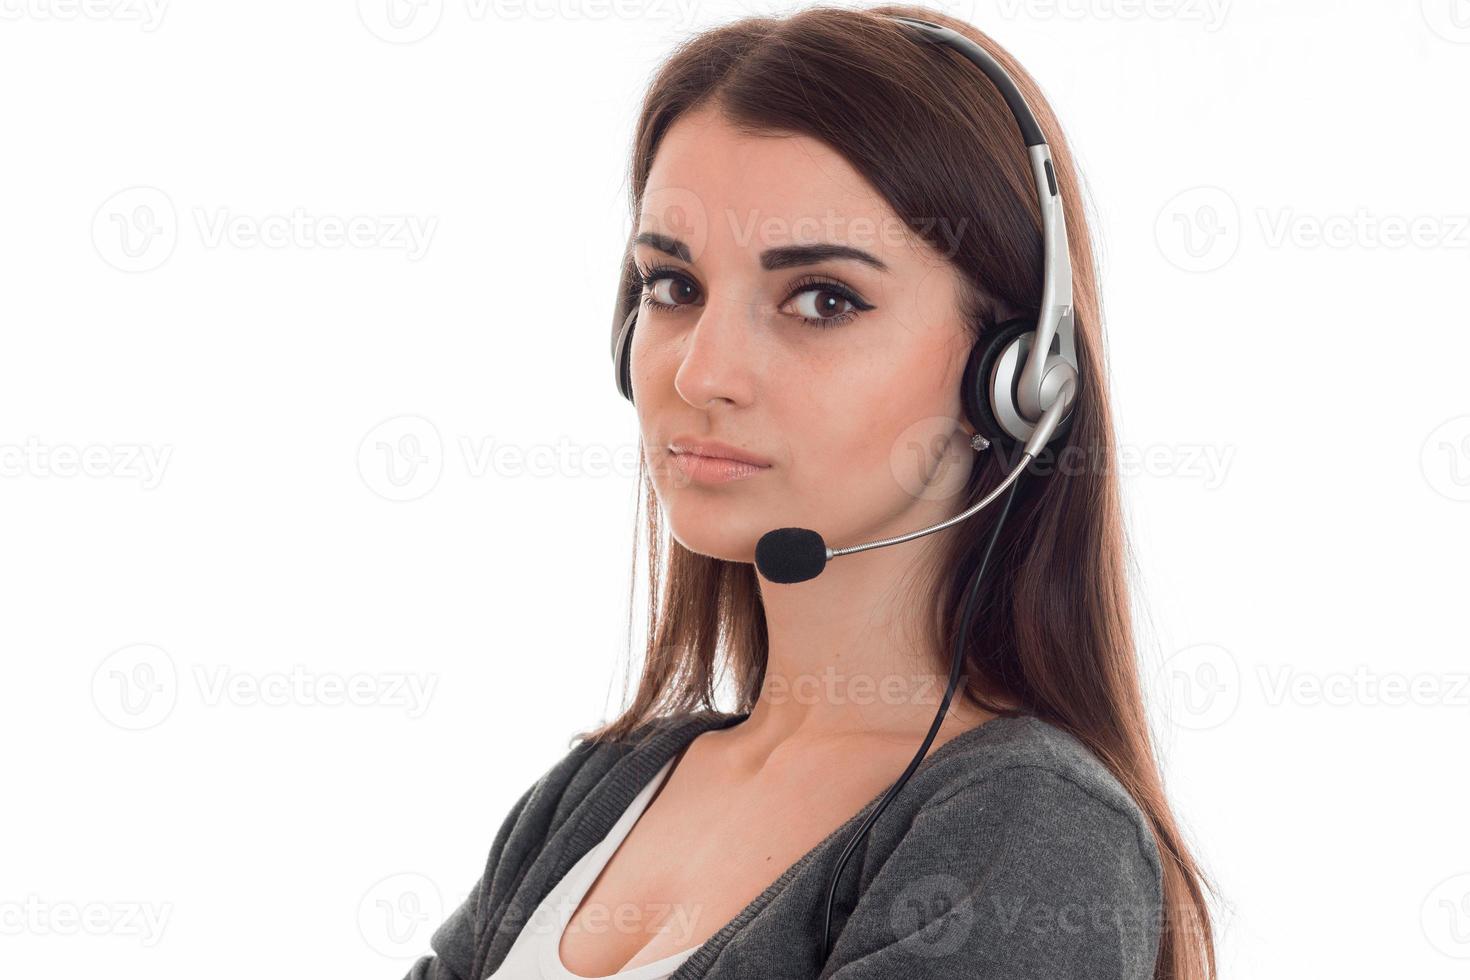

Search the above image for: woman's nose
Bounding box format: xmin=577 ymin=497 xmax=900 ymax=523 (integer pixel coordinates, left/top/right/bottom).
xmin=673 ymin=296 xmax=761 ymax=410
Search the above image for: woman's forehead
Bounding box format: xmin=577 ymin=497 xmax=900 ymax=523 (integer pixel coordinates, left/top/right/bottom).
xmin=640 ymin=109 xmax=912 ymax=263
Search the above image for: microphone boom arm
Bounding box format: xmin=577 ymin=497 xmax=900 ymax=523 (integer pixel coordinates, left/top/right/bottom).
xmin=828 ymin=451 xmax=1030 ymax=560
xmin=826 ymin=379 xmax=1076 ymax=563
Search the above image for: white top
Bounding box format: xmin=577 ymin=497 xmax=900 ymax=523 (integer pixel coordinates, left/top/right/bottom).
xmin=487 ymin=755 xmax=699 ymax=980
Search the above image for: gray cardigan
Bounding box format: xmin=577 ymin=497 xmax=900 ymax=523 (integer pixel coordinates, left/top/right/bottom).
xmin=402 ymin=709 xmax=1163 ymax=979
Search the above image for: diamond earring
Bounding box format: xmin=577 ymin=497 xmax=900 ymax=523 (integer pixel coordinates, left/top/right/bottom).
xmin=970 ymin=431 xmax=990 ymax=452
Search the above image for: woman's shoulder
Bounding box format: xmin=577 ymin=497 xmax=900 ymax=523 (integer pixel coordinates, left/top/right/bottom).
xmin=933 ymin=714 xmax=1144 ymax=813
xmin=832 ymin=716 xmax=1166 ymax=979
xmin=913 ymin=713 xmax=1162 ymax=879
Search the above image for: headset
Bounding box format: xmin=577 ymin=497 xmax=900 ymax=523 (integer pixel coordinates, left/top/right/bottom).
xmin=606 ymin=12 xmax=1082 ymax=966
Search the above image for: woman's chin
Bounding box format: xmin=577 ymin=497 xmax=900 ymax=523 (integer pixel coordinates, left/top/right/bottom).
xmin=665 ymin=512 xmax=762 ymax=563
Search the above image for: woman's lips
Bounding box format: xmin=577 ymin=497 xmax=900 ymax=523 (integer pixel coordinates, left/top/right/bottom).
xmin=667 ymin=448 xmax=770 ymax=485
xmin=667 ymin=437 xmax=772 ymax=467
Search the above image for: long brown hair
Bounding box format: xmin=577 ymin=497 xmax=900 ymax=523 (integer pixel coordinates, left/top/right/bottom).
xmin=581 ymin=6 xmax=1215 ymax=978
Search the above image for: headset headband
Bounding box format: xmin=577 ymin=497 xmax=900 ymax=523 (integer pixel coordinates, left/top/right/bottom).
xmin=889 ymin=15 xmax=1077 ymax=425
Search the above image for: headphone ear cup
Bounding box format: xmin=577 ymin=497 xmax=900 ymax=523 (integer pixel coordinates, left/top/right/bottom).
xmin=613 ymin=307 xmax=638 ymax=404
xmin=963 ymin=316 xmax=1078 ymax=456
xmin=962 ymin=317 xmax=1033 ymax=450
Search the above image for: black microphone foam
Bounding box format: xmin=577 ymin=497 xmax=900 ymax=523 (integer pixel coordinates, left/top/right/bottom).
xmin=755 ymin=527 xmax=828 ymax=584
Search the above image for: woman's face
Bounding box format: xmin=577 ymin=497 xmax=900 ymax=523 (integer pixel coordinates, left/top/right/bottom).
xmin=632 ymin=105 xmax=981 ymax=567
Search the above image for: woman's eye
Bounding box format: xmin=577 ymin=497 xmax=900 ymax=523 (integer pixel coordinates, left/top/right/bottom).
xmin=787 ymin=287 xmax=853 ymax=322
xmin=782 ymin=281 xmax=872 ymax=329
xmin=639 ymin=269 xmax=700 ymax=310
xmin=635 ymin=265 xmax=872 ymax=329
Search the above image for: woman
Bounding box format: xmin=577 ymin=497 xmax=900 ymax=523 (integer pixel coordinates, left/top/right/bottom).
xmin=406 ymin=6 xmax=1214 ymax=979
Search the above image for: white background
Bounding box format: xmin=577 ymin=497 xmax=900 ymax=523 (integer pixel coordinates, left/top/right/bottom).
xmin=2 ymin=1 xmax=1467 ymax=977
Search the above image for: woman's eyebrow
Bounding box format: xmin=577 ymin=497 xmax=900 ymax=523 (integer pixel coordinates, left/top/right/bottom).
xmin=633 ymin=231 xmax=691 ymax=262
xmin=760 ymin=243 xmax=889 ymax=273
xmin=632 ymin=232 xmax=889 ymax=273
